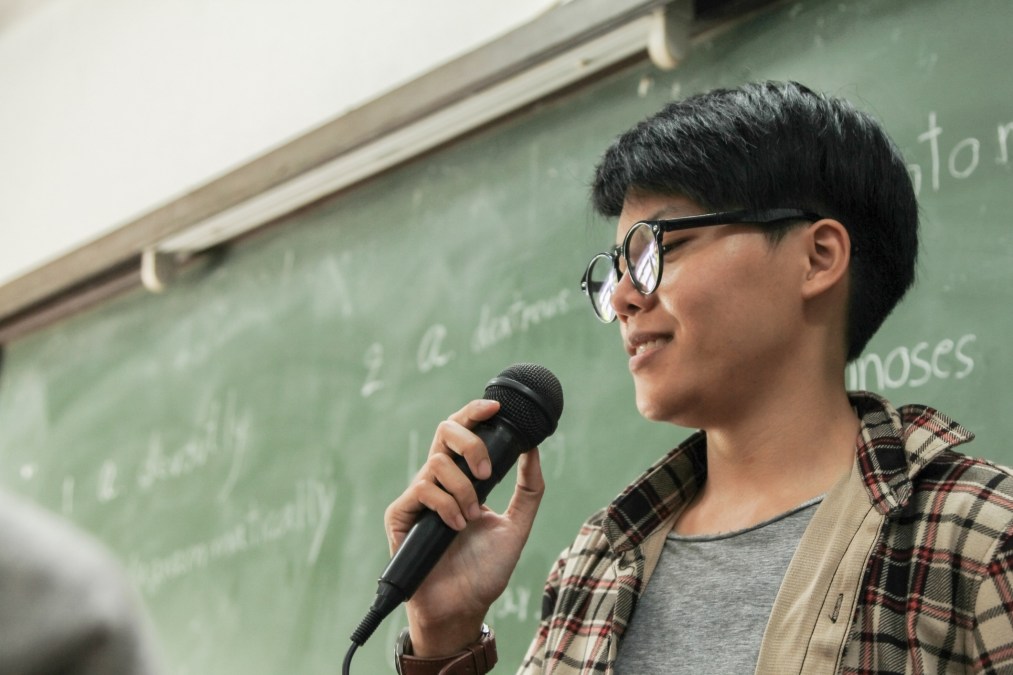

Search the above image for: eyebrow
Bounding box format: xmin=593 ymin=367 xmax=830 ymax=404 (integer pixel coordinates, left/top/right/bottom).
xmin=644 ymin=206 xmax=699 ymax=221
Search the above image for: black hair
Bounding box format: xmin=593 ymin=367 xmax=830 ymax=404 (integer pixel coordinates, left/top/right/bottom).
xmin=590 ymin=81 xmax=918 ymax=362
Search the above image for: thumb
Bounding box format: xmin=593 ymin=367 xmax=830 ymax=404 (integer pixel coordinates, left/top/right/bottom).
xmin=503 ymin=448 xmax=545 ymax=527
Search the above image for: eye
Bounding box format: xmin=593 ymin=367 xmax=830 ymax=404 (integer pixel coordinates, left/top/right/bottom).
xmin=660 ymin=237 xmax=690 ymax=256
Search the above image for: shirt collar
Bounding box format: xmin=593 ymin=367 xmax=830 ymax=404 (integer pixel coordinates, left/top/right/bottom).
xmin=602 ymin=432 xmax=707 ymax=555
xmin=852 ymin=390 xmax=975 ymax=515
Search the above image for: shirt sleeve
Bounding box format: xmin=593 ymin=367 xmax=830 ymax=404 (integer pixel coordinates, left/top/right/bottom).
xmin=971 ymin=528 xmax=1013 ymax=673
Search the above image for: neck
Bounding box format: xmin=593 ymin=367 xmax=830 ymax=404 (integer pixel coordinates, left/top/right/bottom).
xmin=675 ymin=363 xmax=859 ymax=535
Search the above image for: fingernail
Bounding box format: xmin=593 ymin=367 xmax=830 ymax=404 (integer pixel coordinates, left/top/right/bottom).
xmin=469 ymin=503 xmax=482 ymax=520
xmin=454 ymin=514 xmax=467 ymax=530
xmin=478 ymin=459 xmax=492 ymax=479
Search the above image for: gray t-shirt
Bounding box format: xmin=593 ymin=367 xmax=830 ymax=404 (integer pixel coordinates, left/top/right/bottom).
xmin=614 ymin=495 xmax=823 ymax=675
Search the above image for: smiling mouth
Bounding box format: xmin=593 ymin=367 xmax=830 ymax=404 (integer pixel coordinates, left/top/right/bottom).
xmin=635 ymin=338 xmax=669 ymax=355
xmin=628 ymin=335 xmax=672 ymax=356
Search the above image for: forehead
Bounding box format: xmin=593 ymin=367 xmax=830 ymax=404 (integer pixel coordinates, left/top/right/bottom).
xmin=616 ymin=193 xmax=707 ymax=238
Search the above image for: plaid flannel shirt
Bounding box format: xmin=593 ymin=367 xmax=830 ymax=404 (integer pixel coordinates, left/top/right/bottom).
xmin=518 ymin=392 xmax=1013 ymax=674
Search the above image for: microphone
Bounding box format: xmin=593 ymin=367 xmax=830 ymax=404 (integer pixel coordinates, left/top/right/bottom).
xmin=349 ymin=363 xmax=564 ymax=649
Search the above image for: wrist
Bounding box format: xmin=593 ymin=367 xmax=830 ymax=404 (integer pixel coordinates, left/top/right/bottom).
xmin=406 ymin=608 xmax=487 ymax=657
xmin=408 ymin=619 xmax=485 ymax=657
xmin=395 ymin=623 xmax=497 ymax=675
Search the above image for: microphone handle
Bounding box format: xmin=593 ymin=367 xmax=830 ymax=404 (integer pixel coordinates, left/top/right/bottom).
xmin=378 ymin=418 xmax=529 ymax=602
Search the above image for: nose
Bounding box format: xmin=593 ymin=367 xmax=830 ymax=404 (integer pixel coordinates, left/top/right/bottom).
xmin=610 ymin=268 xmax=652 ymax=320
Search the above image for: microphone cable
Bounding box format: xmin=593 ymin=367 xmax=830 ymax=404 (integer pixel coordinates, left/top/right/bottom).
xmin=341 ymin=643 xmax=356 ymax=675
xmin=343 ymin=603 xmax=390 ymax=674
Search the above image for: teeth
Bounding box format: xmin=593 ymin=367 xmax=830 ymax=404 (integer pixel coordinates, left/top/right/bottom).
xmin=635 ymin=338 xmax=667 ymax=355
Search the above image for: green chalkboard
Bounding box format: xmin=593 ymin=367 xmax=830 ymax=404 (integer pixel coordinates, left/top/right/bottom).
xmin=1 ymin=0 xmax=1012 ymax=672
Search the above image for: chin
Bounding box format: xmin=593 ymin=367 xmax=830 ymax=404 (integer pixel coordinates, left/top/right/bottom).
xmin=635 ymin=391 xmax=681 ymax=425
xmin=633 ymin=381 xmax=702 ymax=428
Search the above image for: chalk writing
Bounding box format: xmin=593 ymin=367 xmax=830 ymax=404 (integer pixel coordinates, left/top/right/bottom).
xmin=127 ymin=478 xmax=336 ymax=595
xmin=361 ymin=342 xmax=385 ymax=397
xmin=319 ymin=253 xmax=355 ymax=318
xmin=471 ymin=289 xmax=573 ymax=353
xmin=846 ymin=334 xmax=976 ymax=391
xmin=418 ymin=323 xmax=455 ymax=373
xmin=908 ymin=112 xmax=1013 ymax=195
xmin=538 ymin=431 xmax=568 ymax=481
xmin=491 ymin=584 xmax=536 ymax=622
xmin=136 ymin=391 xmax=250 ymax=501
xmin=97 ymin=460 xmax=120 ymax=503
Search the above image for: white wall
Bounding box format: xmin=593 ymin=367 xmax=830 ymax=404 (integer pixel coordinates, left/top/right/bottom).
xmin=0 ymin=0 xmax=558 ymax=286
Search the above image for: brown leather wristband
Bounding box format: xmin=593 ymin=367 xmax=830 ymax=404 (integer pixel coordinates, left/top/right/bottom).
xmin=395 ymin=624 xmax=497 ymax=675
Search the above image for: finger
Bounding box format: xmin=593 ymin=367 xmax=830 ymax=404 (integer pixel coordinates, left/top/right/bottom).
xmin=429 ymin=399 xmax=501 ymax=480
xmin=427 ymin=452 xmax=483 ymax=522
xmin=414 ymin=476 xmax=469 ymax=531
xmin=384 ymin=478 xmax=469 ymax=555
xmin=503 ymin=448 xmax=545 ymax=528
xmin=446 ymin=398 xmax=501 ymax=428
xmin=384 ymin=491 xmax=424 ymax=554
xmin=389 ymin=447 xmax=486 ymax=536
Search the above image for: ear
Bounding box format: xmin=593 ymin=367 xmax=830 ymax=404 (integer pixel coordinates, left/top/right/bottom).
xmin=800 ymin=218 xmax=851 ymax=300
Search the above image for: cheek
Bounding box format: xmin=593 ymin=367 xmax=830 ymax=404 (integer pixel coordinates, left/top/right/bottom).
xmin=662 ymin=248 xmax=787 ymax=341
xmin=659 ymin=248 xmax=745 ymax=315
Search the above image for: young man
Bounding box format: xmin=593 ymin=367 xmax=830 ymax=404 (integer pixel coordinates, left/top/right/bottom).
xmin=384 ymin=81 xmax=1013 ymax=674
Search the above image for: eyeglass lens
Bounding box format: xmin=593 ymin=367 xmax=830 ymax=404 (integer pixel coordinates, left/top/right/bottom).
xmin=627 ymin=224 xmax=659 ymax=293
xmin=586 ymin=222 xmax=661 ymax=321
xmin=587 ymin=254 xmax=618 ymax=322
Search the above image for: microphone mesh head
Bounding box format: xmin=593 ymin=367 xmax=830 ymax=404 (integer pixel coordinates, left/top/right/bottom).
xmin=484 ymin=363 xmax=564 ymax=447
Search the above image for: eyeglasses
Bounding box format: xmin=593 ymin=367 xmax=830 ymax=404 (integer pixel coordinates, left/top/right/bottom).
xmin=579 ymin=208 xmax=822 ymax=323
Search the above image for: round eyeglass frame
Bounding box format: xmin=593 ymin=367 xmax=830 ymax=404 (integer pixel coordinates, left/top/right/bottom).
xmin=579 ymin=208 xmax=823 ymax=323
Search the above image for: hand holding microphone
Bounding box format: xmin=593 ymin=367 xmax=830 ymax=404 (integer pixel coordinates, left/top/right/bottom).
xmin=346 ymin=364 xmax=563 ymax=670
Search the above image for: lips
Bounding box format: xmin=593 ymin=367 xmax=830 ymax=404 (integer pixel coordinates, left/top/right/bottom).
xmin=625 ymin=332 xmax=672 ymax=357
